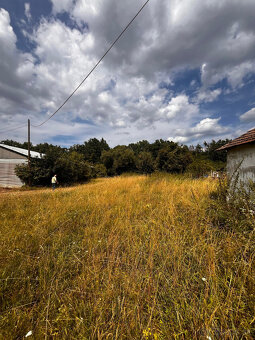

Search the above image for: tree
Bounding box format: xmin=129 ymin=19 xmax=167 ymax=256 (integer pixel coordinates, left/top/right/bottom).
xmin=70 ymin=138 xmax=110 ymax=164
xmin=149 ymin=139 xmax=179 ymax=159
xmin=112 ymin=147 xmax=136 ymax=175
xmin=33 ymin=143 xmax=65 ymax=154
xmin=101 ymin=149 xmax=115 ymax=176
xmin=101 ymin=146 xmax=137 ymax=175
xmin=136 ymin=152 xmax=154 ymax=174
xmin=53 ymin=152 xmax=91 ymax=184
xmin=15 ymin=150 xmax=91 ymax=186
xmin=204 ymin=139 xmax=230 ymax=162
xmin=156 ymin=145 xmax=192 ymax=173
xmin=186 ymin=159 xmax=214 ymax=177
xmin=128 ymin=140 xmax=150 ymax=155
xmin=15 ymin=159 xmax=48 ymax=186
xmin=92 ymin=164 xmax=107 ymax=178
xmin=195 ymin=144 xmax=203 ymax=155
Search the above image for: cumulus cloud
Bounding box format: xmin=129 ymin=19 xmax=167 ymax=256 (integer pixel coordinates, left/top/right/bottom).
xmin=201 ymin=61 xmax=255 ymax=88
xmin=50 ymin=0 xmax=255 ymax=84
xmin=1 ymin=0 xmax=255 ymax=145
xmin=0 ymin=9 xmax=36 ymax=112
xmin=168 ymin=118 xmax=230 ymax=143
xmin=159 ymin=95 xmax=198 ymax=120
xmin=240 ymin=108 xmax=255 ymax=123
xmin=196 ymin=88 xmax=222 ymax=103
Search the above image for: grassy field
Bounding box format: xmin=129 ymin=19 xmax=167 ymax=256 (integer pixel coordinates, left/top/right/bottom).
xmin=0 ymin=175 xmax=254 ymax=339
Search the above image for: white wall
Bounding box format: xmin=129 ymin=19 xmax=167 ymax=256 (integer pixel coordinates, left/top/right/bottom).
xmin=0 ymin=159 xmax=27 ymax=187
xmin=227 ymin=143 xmax=255 ymax=187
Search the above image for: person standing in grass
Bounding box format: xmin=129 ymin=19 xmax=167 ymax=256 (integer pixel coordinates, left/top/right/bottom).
xmin=51 ymin=174 xmax=58 ymax=190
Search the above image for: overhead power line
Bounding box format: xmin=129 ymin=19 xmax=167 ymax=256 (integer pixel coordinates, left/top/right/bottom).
xmin=32 ymin=0 xmax=150 ymax=128
xmin=0 ymin=0 xmax=150 ymax=135
xmin=0 ymin=124 xmax=27 ymax=134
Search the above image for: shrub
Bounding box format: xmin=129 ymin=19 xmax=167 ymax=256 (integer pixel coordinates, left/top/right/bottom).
xmin=53 ymin=152 xmax=92 ymax=184
xmin=136 ymin=151 xmax=154 ymax=174
xmin=101 ymin=147 xmax=137 ymax=176
xmin=186 ymin=159 xmax=214 ymax=178
xmin=92 ymin=164 xmax=107 ymax=178
xmin=156 ymin=145 xmax=192 ymax=173
xmin=15 ymin=151 xmax=92 ymax=186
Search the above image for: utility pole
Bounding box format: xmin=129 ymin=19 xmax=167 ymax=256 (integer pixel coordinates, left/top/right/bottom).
xmin=28 ymin=119 xmax=31 ymax=186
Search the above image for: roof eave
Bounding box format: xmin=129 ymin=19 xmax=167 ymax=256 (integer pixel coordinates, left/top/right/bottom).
xmin=0 ymin=144 xmax=44 ymax=159
xmin=216 ymin=140 xmax=255 ymax=151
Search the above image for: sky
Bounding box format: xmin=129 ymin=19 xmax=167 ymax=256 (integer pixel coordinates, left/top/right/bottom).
xmin=0 ymin=0 xmax=255 ymax=147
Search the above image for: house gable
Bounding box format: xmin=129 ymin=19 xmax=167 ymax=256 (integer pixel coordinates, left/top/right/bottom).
xmin=0 ymin=146 xmax=27 ymax=160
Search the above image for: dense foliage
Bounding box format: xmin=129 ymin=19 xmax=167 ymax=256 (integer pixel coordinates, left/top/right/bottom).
xmin=0 ymin=137 xmax=230 ymax=186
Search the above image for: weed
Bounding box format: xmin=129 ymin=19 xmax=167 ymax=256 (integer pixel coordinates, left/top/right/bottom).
xmin=0 ymin=175 xmax=254 ymax=339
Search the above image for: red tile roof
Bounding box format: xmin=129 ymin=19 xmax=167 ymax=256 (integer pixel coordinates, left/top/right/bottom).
xmin=217 ymin=128 xmax=255 ymax=151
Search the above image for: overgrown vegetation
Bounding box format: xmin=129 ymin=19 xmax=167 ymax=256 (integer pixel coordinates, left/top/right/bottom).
xmin=209 ymin=177 xmax=255 ymax=232
xmin=0 ymin=175 xmax=254 ymax=338
xmin=1 ymin=138 xmax=229 ymax=187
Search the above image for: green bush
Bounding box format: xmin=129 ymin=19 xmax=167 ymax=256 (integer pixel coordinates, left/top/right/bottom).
xmin=53 ymin=152 xmax=91 ymax=184
xmin=101 ymin=147 xmax=137 ymax=176
xmin=186 ymin=159 xmax=214 ymax=178
xmin=92 ymin=164 xmax=107 ymax=178
xmin=136 ymin=151 xmax=154 ymax=174
xmin=15 ymin=151 xmax=92 ymax=186
xmin=156 ymin=145 xmax=192 ymax=173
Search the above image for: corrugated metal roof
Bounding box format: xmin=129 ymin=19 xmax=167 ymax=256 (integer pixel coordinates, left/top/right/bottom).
xmin=0 ymin=144 xmax=44 ymax=159
xmin=217 ymin=128 xmax=255 ymax=151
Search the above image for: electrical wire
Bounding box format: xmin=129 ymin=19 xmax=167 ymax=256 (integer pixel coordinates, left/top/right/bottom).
xmin=0 ymin=124 xmax=27 ymax=134
xmin=0 ymin=0 xmax=150 ymax=134
xmin=32 ymin=0 xmax=150 ymax=128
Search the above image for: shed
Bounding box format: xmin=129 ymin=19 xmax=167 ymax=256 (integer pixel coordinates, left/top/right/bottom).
xmin=217 ymin=128 xmax=255 ymax=187
xmin=0 ymin=144 xmax=43 ymax=188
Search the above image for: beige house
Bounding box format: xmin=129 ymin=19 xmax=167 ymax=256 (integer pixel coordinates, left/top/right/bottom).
xmin=218 ymin=128 xmax=255 ymax=188
xmin=0 ymin=144 xmax=43 ymax=187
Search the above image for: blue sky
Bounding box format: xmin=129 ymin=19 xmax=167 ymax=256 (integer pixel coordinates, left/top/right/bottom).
xmin=0 ymin=0 xmax=255 ymax=147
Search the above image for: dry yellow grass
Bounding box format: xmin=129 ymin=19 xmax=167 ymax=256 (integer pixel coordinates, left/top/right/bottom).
xmin=0 ymin=175 xmax=254 ymax=339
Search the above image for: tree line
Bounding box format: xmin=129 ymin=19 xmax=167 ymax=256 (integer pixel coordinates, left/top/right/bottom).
xmin=0 ymin=138 xmax=230 ymax=186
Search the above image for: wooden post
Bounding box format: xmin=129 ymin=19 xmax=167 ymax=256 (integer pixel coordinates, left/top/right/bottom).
xmin=28 ymin=119 xmax=31 ymax=186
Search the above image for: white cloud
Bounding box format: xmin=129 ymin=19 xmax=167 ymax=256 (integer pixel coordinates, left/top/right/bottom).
xmin=168 ymin=118 xmax=230 ymax=143
xmin=0 ymin=9 xmax=36 ymax=112
xmin=49 ymin=0 xmax=255 ymax=85
xmin=168 ymin=136 xmax=190 ymax=144
xmin=24 ymin=3 xmax=31 ymax=21
xmin=2 ymin=0 xmax=255 ymax=145
xmin=51 ymin=0 xmax=74 ymax=14
xmin=240 ymin=108 xmax=255 ymax=123
xmin=159 ymin=95 xmax=198 ymax=120
xmin=197 ymin=88 xmax=222 ymax=103
xmin=201 ymin=61 xmax=255 ymax=89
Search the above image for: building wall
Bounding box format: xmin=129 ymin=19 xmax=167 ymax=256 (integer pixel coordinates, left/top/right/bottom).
xmin=0 ymin=147 xmax=28 ymax=187
xmin=0 ymin=147 xmax=27 ymax=160
xmin=0 ymin=159 xmax=27 ymax=187
xmin=227 ymin=143 xmax=255 ymax=186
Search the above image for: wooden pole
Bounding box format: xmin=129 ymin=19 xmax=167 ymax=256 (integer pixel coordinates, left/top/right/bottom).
xmin=28 ymin=119 xmax=31 ymax=186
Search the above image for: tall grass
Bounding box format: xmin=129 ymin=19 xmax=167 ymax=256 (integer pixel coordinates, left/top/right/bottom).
xmin=0 ymin=175 xmax=254 ymax=339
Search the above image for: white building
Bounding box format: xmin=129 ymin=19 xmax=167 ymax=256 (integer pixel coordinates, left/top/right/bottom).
xmin=0 ymin=144 xmax=43 ymax=188
xmin=218 ymin=128 xmax=255 ymax=187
